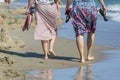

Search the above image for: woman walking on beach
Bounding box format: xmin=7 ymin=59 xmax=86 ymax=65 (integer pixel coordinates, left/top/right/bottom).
xmin=65 ymin=0 xmax=107 ymax=63
xmin=26 ymin=0 xmax=60 ymax=60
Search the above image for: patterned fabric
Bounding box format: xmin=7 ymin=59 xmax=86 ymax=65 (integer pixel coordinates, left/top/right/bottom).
xmin=70 ymin=0 xmax=98 ymax=36
xmin=73 ymin=0 xmax=96 ymax=7
xmin=34 ymin=3 xmax=57 ymax=40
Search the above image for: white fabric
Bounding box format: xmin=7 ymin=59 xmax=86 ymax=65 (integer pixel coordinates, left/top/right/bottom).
xmin=35 ymin=0 xmax=54 ymax=4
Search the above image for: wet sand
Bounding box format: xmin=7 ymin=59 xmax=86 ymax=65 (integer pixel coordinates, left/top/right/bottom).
xmin=26 ymin=49 xmax=120 ymax=80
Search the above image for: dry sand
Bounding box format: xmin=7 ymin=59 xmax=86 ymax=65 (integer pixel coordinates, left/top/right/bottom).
xmin=0 ymin=2 xmax=113 ymax=80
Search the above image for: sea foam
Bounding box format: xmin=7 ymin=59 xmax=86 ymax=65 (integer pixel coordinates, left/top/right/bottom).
xmin=107 ymin=4 xmax=120 ymax=23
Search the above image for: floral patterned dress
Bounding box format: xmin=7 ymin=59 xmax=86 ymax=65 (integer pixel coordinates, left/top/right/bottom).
xmin=70 ymin=0 xmax=98 ymax=36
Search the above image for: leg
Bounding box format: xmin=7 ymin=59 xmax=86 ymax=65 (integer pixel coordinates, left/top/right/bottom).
xmin=76 ymin=35 xmax=85 ymax=63
xmin=41 ymin=40 xmax=49 ymax=60
xmin=49 ymin=36 xmax=56 ymax=57
xmin=87 ymin=32 xmax=95 ymax=61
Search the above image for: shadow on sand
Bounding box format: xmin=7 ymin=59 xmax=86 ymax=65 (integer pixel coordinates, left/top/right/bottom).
xmin=0 ymin=50 xmax=79 ymax=62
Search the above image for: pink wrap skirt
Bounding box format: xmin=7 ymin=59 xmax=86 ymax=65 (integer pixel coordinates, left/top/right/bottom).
xmin=34 ymin=3 xmax=58 ymax=40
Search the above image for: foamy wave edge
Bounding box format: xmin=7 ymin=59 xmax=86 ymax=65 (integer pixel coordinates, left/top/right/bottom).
xmin=107 ymin=4 xmax=120 ymax=23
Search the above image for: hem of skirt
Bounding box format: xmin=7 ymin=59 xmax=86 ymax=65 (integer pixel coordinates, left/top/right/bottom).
xmin=34 ymin=39 xmax=52 ymax=40
xmin=34 ymin=37 xmax=52 ymax=40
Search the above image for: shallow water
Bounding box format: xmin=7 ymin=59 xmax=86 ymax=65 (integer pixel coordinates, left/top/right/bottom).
xmin=26 ymin=50 xmax=120 ymax=80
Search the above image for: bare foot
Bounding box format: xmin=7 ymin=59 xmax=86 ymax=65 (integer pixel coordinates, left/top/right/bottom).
xmin=49 ymin=50 xmax=56 ymax=57
xmin=44 ymin=55 xmax=48 ymax=60
xmin=80 ymin=59 xmax=85 ymax=63
xmin=87 ymin=56 xmax=94 ymax=61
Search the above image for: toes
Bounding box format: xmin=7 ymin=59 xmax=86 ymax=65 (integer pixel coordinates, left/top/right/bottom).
xmin=87 ymin=56 xmax=94 ymax=61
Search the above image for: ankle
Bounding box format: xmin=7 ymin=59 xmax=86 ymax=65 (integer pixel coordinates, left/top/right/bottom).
xmin=80 ymin=59 xmax=85 ymax=63
xmin=44 ymin=54 xmax=48 ymax=60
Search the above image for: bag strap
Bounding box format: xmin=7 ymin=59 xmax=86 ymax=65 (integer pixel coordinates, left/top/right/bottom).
xmin=54 ymin=0 xmax=59 ymax=4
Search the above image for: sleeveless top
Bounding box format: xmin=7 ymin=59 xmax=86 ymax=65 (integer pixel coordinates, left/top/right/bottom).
xmin=35 ymin=0 xmax=55 ymax=4
xmin=73 ymin=0 xmax=96 ymax=7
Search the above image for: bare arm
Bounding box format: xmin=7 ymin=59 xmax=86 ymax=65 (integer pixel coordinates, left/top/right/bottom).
xmin=98 ymin=0 xmax=107 ymax=11
xmin=66 ymin=0 xmax=72 ymax=9
xmin=26 ymin=0 xmax=35 ymax=13
xmin=55 ymin=0 xmax=61 ymax=17
xmin=59 ymin=0 xmax=64 ymax=5
xmin=55 ymin=0 xmax=60 ymax=10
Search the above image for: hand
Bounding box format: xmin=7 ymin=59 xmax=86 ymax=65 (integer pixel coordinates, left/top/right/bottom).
xmin=102 ymin=5 xmax=107 ymax=12
xmin=65 ymin=8 xmax=71 ymax=15
xmin=26 ymin=9 xmax=30 ymax=15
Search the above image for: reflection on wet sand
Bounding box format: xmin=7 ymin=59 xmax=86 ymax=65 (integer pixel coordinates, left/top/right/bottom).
xmin=74 ymin=64 xmax=92 ymax=80
xmin=26 ymin=64 xmax=93 ymax=80
xmin=25 ymin=50 xmax=120 ymax=80
xmin=85 ymin=65 xmax=92 ymax=80
xmin=27 ymin=69 xmax=52 ymax=80
xmin=35 ymin=69 xmax=52 ymax=80
xmin=74 ymin=66 xmax=83 ymax=80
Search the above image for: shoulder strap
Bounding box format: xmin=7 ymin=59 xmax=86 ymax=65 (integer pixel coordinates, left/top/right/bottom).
xmin=54 ymin=0 xmax=59 ymax=4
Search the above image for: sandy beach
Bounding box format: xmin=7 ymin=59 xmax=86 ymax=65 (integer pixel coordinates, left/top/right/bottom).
xmin=0 ymin=2 xmax=119 ymax=80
